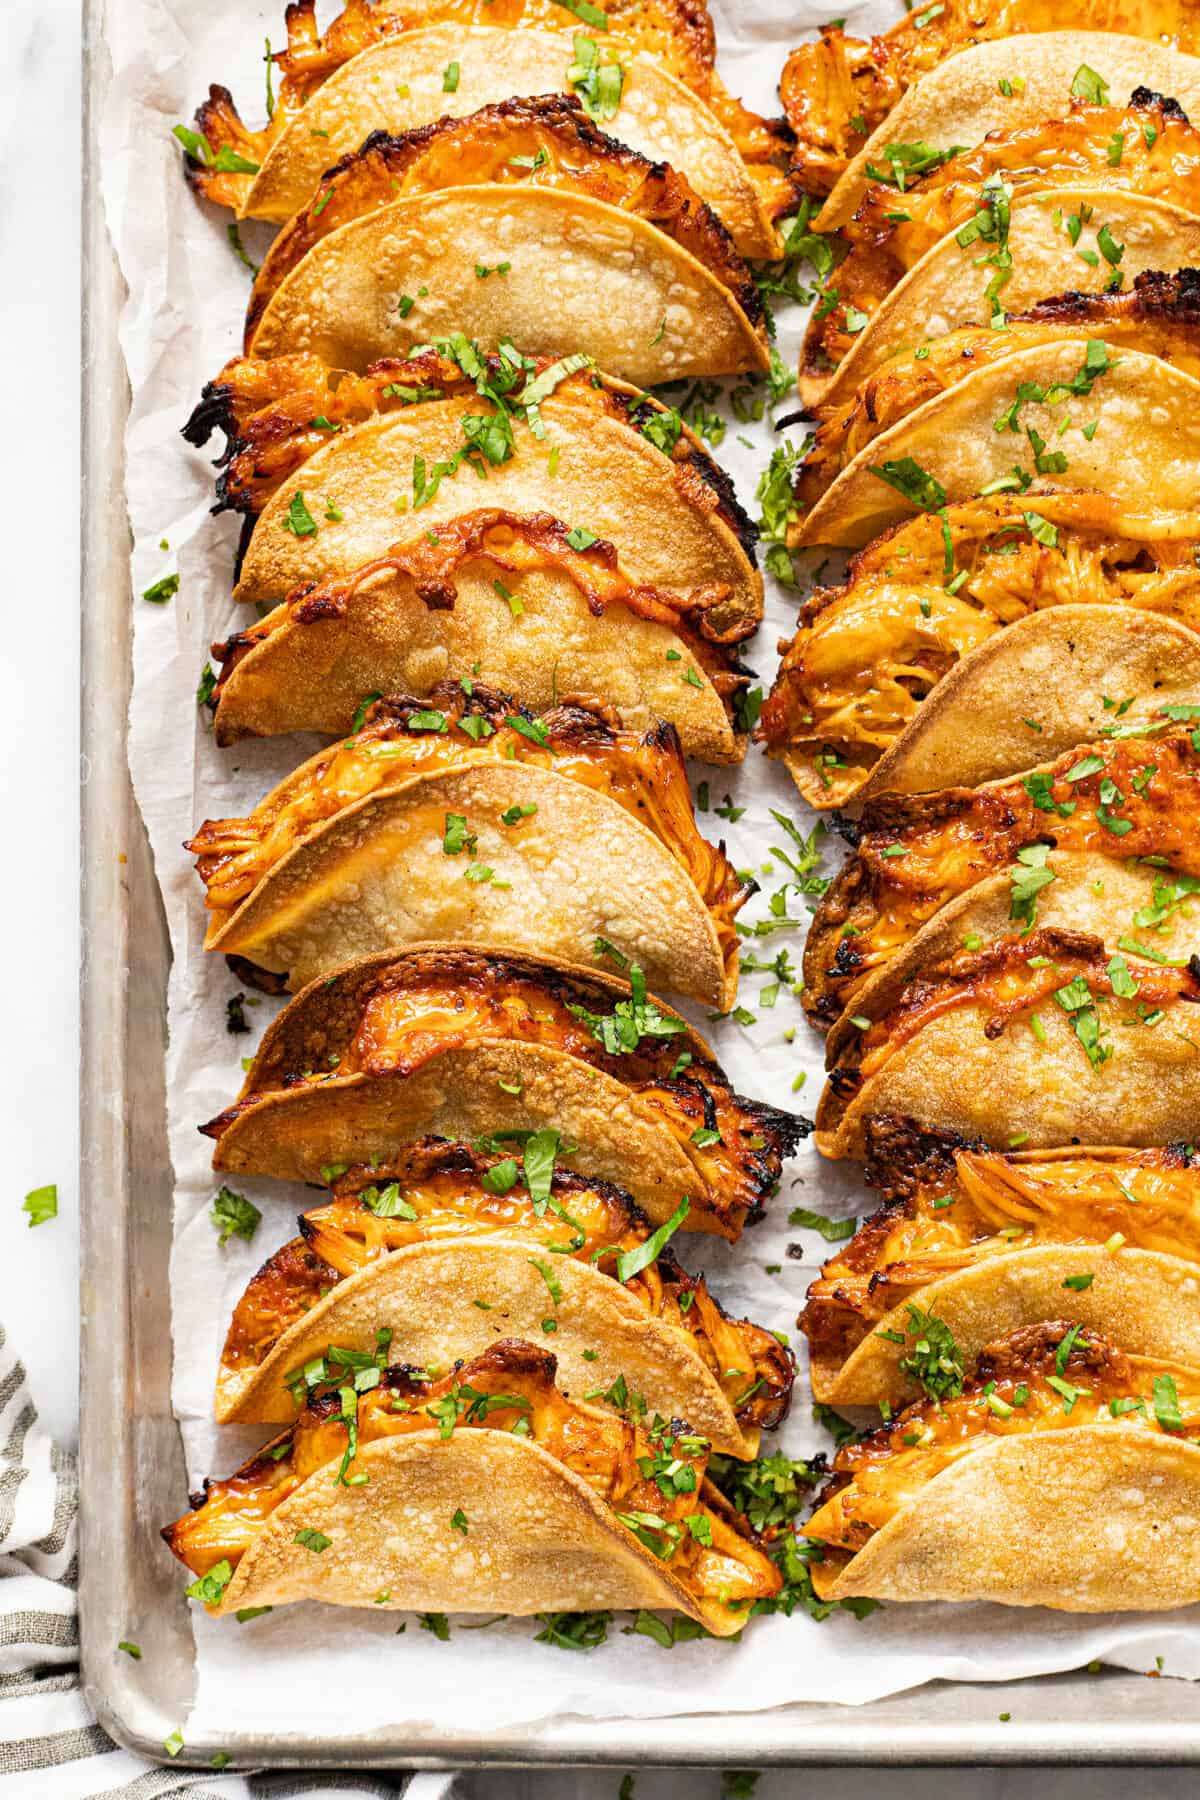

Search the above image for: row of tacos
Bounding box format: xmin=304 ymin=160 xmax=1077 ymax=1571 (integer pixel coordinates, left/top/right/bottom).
xmin=163 ymin=0 xmax=812 ymax=1637
xmin=773 ymin=15 xmax=1200 ymax=1612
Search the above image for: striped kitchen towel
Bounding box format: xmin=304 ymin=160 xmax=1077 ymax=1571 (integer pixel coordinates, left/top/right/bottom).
xmin=0 ymin=1328 xmax=458 ymax=1799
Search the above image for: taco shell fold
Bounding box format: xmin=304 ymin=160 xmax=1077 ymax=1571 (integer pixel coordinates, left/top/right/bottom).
xmin=246 ymin=185 xmax=768 ymax=385
xmin=212 ymin=514 xmax=744 ymax=762
xmin=850 ymin=604 xmax=1200 ymax=802
xmin=216 ymin=1236 xmax=759 ymax=1456
xmin=814 ymin=192 xmax=1200 ymax=407
xmin=204 ymin=761 xmax=731 ymax=1003
xmin=812 ymin=1424 xmax=1200 ymax=1609
xmin=238 ymin=26 xmax=779 ymax=257
xmin=230 ymin=384 xmax=761 ymax=628
xmin=814 ymin=1244 xmax=1200 ymax=1407
xmin=795 ymin=345 xmax=1200 ymax=548
xmin=215 ymin=1426 xmax=740 ymax=1628
xmin=820 ymin=35 xmax=1200 ymax=232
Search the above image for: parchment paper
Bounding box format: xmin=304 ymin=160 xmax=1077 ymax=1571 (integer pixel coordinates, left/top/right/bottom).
xmin=98 ymin=0 xmax=1200 ymax=1739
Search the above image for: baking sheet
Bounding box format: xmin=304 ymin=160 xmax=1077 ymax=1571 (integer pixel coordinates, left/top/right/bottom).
xmin=95 ymin=0 xmax=1200 ymax=1746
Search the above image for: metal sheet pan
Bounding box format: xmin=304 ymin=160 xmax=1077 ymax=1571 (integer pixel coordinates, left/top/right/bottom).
xmin=76 ymin=0 xmax=1200 ymax=1767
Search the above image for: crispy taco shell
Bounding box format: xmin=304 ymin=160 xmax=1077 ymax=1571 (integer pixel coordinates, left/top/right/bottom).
xmin=817 ymin=1245 xmax=1200 ymax=1407
xmin=780 ymin=1 xmax=1200 ymax=198
xmin=242 ymin=98 xmax=768 ymax=383
xmin=817 ymin=32 xmax=1200 ymax=231
xmin=819 ymin=193 xmax=1200 ymax=406
xmin=807 ymin=1322 xmax=1200 ymax=1609
xmin=204 ymin=24 xmax=777 ymax=257
xmin=794 ymin=345 xmax=1200 ymax=548
xmin=803 ymin=727 xmax=1200 ymax=1028
xmin=816 ymin=926 xmax=1200 ymax=1158
xmin=166 ymin=1342 xmax=781 ymax=1630
xmin=202 ymin=946 xmax=807 ymax=1238
xmin=803 ymin=1134 xmax=1200 ymax=1401
xmin=185 ymin=350 xmax=760 ymax=632
xmin=760 ymin=495 xmax=1200 ymax=810
xmin=211 ymin=510 xmax=750 ymax=762
xmin=187 ymin=0 xmax=794 ymax=230
xmin=218 ymin=1231 xmax=789 ymax=1455
xmin=841 ymin=605 xmax=1200 ymax=801
xmin=799 ymin=89 xmax=1200 ymax=400
xmin=188 ymin=689 xmax=744 ymax=1002
xmin=796 ymin=271 xmax=1200 ymax=514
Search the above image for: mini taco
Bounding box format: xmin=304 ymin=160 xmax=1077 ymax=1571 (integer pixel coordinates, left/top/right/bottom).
xmin=186 ymin=685 xmax=748 ymax=1002
xmin=815 ymin=925 xmax=1200 ymax=1159
xmin=240 ymin=97 xmax=769 ymax=383
xmin=794 ymin=272 xmax=1200 ymax=518
xmin=185 ymin=0 xmax=794 ymax=239
xmin=805 ymin=1321 xmax=1200 ymax=1610
xmin=215 ymin=1138 xmax=794 ymax=1452
xmin=803 ymin=721 xmax=1200 ymax=1027
xmin=210 ymin=509 xmax=753 ymax=763
xmin=799 ymin=88 xmax=1200 ymax=400
xmin=794 ymin=341 xmax=1200 ymax=549
xmin=202 ymin=945 xmax=807 ymax=1239
xmin=184 ymin=20 xmax=779 ymax=256
xmin=183 ymin=344 xmax=761 ymax=632
xmin=802 ymin=1127 xmax=1200 ymax=1403
xmin=759 ymin=496 xmax=1200 ymax=809
xmin=781 ymin=4 xmax=1200 ymax=197
xmin=164 ymin=1340 xmax=781 ymax=1630
xmin=799 ymin=30 xmax=1200 ymax=228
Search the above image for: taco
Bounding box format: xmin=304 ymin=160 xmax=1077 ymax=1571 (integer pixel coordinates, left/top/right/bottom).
xmin=815 ymin=924 xmax=1200 ymax=1159
xmin=239 ymin=97 xmax=769 ymax=383
xmin=186 ymin=0 xmax=794 ymax=238
xmin=210 ymin=509 xmax=753 ymax=763
xmin=183 ymin=345 xmax=761 ymax=633
xmin=805 ymin=1320 xmax=1200 ymax=1610
xmin=802 ymin=721 xmax=1200 ymax=1027
xmin=215 ymin=1139 xmax=794 ymax=1451
xmin=759 ymin=496 xmax=1200 ymax=810
xmin=164 ymin=1340 xmax=781 ymax=1630
xmin=794 ymin=272 xmax=1200 ymax=519
xmin=781 ymin=2 xmax=1200 ymax=197
xmin=792 ymin=29 xmax=1200 ymax=225
xmin=816 ymin=194 xmax=1200 ymax=406
xmin=794 ymin=342 xmax=1200 ymax=549
xmin=184 ymin=21 xmax=779 ymax=258
xmin=186 ymin=685 xmax=747 ymax=1002
xmin=201 ymin=945 xmax=807 ymax=1239
xmin=802 ymin=1125 xmax=1200 ymax=1403
xmin=799 ymin=89 xmax=1200 ymax=400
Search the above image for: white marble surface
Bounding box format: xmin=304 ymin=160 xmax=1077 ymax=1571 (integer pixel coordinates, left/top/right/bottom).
xmin=0 ymin=0 xmax=1191 ymax=1786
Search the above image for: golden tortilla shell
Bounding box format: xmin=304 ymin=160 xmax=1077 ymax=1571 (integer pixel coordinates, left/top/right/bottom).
xmin=210 ymin=948 xmax=731 ymax=1230
xmin=816 ymin=192 xmax=1200 ymax=408
xmin=216 ymin=1426 xmax=740 ymax=1628
xmin=232 ymin=382 xmax=761 ymax=626
xmin=812 ymin=1424 xmax=1200 ymax=1609
xmin=820 ymin=35 xmax=1200 ymax=233
xmin=241 ymin=26 xmax=779 ymax=257
xmin=214 ymin=546 xmax=740 ymax=762
xmin=814 ymin=1243 xmax=1200 ymax=1407
xmin=795 ymin=345 xmax=1200 ymax=548
xmin=206 ymin=762 xmax=732 ymax=1003
xmin=216 ymin=1236 xmax=757 ymax=1456
xmin=853 ymin=604 xmax=1200 ymax=802
xmin=245 ymin=186 xmax=769 ymax=385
